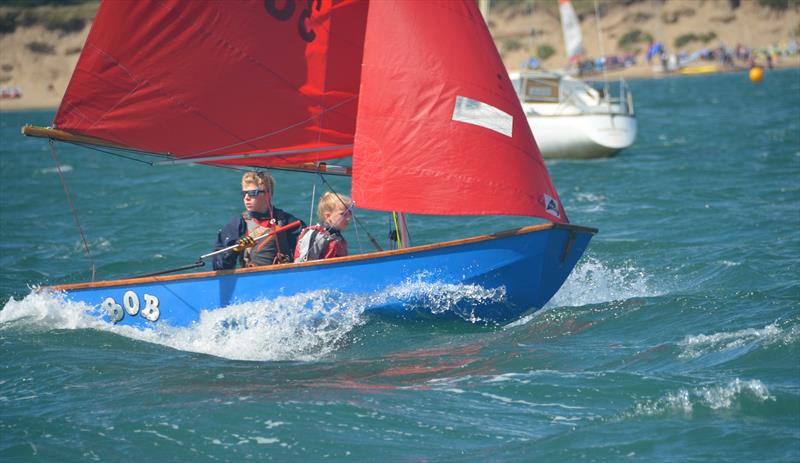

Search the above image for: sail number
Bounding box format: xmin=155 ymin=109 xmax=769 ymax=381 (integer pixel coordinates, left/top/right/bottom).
xmin=264 ymin=0 xmax=321 ymax=42
xmin=102 ymin=291 xmax=160 ymax=323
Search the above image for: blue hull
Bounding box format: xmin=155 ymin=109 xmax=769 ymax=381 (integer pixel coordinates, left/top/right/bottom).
xmin=50 ymin=223 xmax=596 ymax=326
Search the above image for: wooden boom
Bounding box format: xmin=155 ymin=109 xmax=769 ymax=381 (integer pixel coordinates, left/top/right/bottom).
xmin=20 ymin=125 xmax=352 ymax=176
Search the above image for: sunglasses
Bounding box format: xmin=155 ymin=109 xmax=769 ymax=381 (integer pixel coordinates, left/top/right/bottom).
xmin=242 ymin=189 xmax=266 ymax=198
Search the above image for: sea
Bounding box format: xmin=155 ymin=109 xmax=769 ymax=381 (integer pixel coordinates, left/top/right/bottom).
xmin=1 ymin=67 xmax=798 ymax=462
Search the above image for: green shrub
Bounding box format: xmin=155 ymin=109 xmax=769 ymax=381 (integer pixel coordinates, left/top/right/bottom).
xmin=625 ymin=12 xmax=653 ymax=23
xmin=0 ymin=2 xmax=96 ymax=34
xmin=26 ymin=41 xmax=55 ymax=54
xmin=64 ymin=46 xmax=82 ymax=55
xmin=537 ymin=44 xmax=555 ymax=60
xmin=757 ymin=0 xmax=789 ymax=9
xmin=701 ymin=32 xmax=718 ymax=44
xmin=43 ymin=16 xmax=85 ymax=33
xmin=674 ymin=32 xmax=717 ymax=49
xmin=0 ymin=12 xmax=20 ymax=34
xmin=503 ymin=38 xmax=523 ymax=52
xmin=618 ymin=29 xmax=652 ymax=49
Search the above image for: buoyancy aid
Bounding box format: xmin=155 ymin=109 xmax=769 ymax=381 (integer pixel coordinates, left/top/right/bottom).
xmin=242 ymin=212 xmax=292 ymax=266
xmin=294 ymin=224 xmax=348 ymax=262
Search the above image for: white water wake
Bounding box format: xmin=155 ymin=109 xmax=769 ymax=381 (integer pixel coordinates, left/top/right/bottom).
xmin=546 ymin=256 xmax=663 ymax=309
xmin=0 ymin=277 xmax=507 ymax=361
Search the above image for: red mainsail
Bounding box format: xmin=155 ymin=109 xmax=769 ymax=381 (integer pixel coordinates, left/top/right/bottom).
xmin=52 ymin=0 xmax=567 ymax=222
xmin=54 ymin=0 xmax=367 ymax=165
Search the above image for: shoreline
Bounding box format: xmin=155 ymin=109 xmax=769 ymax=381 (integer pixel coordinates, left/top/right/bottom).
xmin=3 ymin=59 xmax=797 ymax=113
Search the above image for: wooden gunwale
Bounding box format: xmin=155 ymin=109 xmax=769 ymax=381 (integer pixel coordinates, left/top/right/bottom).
xmin=47 ymin=223 xmax=597 ymax=292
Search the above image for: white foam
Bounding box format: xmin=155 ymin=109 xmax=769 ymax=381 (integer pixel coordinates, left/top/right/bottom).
xmin=546 ymin=256 xmax=662 ymax=309
xmin=380 ymin=272 xmax=506 ymax=323
xmin=38 ymin=165 xmax=73 ymax=175
xmin=0 ymin=289 xmax=106 ymax=330
xmin=678 ymin=322 xmax=798 ymax=359
xmin=1 ymin=277 xmax=508 ymax=361
xmin=627 ymin=378 xmax=774 ymax=417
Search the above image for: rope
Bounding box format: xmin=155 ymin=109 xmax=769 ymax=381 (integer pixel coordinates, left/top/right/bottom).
xmin=392 ymin=212 xmax=401 ymax=248
xmin=49 ymin=140 xmax=96 ymax=282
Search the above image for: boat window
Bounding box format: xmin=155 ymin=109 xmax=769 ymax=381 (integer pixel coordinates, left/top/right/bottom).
xmin=521 ymin=78 xmax=560 ymax=103
xmin=559 ymin=78 xmax=600 ymax=106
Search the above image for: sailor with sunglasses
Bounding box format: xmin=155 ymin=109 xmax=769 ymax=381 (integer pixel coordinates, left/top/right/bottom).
xmin=212 ymin=171 xmax=305 ymax=269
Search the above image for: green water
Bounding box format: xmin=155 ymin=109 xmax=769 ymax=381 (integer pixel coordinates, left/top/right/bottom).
xmin=1 ymin=68 xmax=799 ymax=462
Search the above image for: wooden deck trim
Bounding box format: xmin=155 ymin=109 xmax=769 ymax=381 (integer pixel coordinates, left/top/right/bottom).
xmin=48 ymin=222 xmax=596 ymax=291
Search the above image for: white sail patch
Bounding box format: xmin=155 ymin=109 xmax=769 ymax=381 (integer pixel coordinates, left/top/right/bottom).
xmin=452 ymin=96 xmax=513 ymax=137
xmin=544 ymin=193 xmax=561 ymax=218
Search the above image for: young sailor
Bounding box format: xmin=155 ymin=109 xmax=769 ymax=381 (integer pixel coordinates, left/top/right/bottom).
xmin=294 ymin=192 xmax=353 ymax=262
xmin=213 ymin=171 xmax=305 ymax=269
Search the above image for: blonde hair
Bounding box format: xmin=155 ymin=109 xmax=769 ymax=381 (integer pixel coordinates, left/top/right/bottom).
xmin=241 ymin=171 xmax=275 ymax=194
xmin=317 ymin=192 xmax=352 ymax=222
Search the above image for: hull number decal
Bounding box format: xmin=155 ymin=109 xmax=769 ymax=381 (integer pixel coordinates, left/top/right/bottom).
xmin=102 ymin=292 xmax=160 ymax=323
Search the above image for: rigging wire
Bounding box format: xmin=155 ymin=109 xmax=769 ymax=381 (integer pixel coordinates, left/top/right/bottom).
xmin=48 ymin=136 xmax=385 ymax=256
xmin=62 ymin=141 xmax=170 ymax=165
xmin=308 ymin=183 xmax=317 ymax=226
xmin=593 ymin=0 xmax=611 ymax=104
xmin=49 ymin=140 xmax=96 ymax=282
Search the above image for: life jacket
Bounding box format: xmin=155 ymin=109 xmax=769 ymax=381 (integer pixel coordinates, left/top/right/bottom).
xmin=242 ymin=212 xmax=292 ymax=266
xmin=294 ymin=224 xmax=348 ymax=262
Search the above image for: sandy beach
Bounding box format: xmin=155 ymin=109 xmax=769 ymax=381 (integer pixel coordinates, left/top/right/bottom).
xmin=1 ymin=0 xmax=798 ymax=111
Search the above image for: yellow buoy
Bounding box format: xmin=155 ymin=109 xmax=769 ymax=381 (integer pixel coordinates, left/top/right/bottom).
xmin=749 ymin=66 xmax=764 ymax=82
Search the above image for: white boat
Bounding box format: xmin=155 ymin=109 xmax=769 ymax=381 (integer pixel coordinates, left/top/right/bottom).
xmin=510 ymin=70 xmax=637 ymax=159
xmin=508 ymin=0 xmax=637 ymax=159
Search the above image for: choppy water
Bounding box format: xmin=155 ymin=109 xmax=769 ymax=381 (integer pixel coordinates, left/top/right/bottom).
xmin=1 ymin=68 xmax=799 ymax=462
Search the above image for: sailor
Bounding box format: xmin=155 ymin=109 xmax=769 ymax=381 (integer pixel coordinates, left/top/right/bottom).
xmin=212 ymin=171 xmax=305 ymax=269
xmin=294 ymin=192 xmax=353 ymax=262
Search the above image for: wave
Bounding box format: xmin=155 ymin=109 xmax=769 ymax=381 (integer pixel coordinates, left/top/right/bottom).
xmin=0 ymin=276 xmax=509 ymax=361
xmin=38 ymin=165 xmax=74 ymax=175
xmin=624 ymin=378 xmax=774 ymax=418
xmin=546 ymin=256 xmax=663 ymax=309
xmin=678 ymin=321 xmax=800 ymax=359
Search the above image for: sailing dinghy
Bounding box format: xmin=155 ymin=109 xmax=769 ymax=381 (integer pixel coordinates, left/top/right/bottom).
xmin=22 ymin=0 xmax=596 ymax=327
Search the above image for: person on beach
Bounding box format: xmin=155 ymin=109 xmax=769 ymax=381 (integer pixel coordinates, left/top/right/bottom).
xmin=294 ymin=192 xmax=353 ymax=262
xmin=212 ymin=171 xmax=305 ymax=269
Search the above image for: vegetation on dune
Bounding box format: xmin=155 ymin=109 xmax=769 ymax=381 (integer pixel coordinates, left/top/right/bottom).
xmin=617 ymin=29 xmax=653 ymax=50
xmin=502 ymin=37 xmax=524 ymax=53
xmin=536 ymin=43 xmax=555 ymax=60
xmin=757 ymin=0 xmax=797 ymax=9
xmin=0 ymin=1 xmax=97 ymax=35
xmin=25 ymin=41 xmax=55 ymax=54
xmin=674 ymin=32 xmax=718 ymax=49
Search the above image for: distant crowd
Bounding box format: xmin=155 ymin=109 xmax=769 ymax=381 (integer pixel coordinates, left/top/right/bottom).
xmin=521 ymin=38 xmax=799 ymax=76
xmin=0 ymin=85 xmax=22 ymax=99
